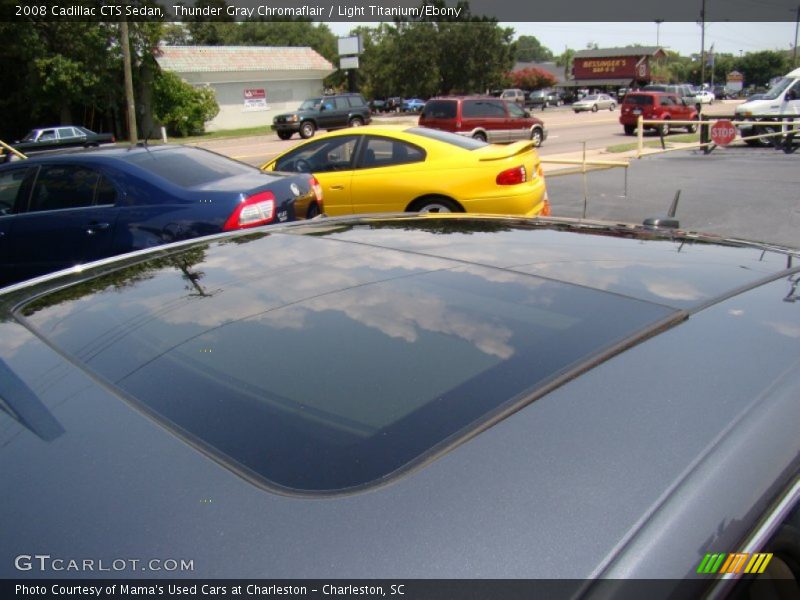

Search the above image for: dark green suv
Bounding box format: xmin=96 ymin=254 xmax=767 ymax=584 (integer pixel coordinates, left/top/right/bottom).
xmin=272 ymin=93 xmax=372 ymax=140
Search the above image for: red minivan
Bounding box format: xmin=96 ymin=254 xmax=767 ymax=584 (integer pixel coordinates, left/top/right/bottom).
xmin=619 ymin=92 xmax=698 ymax=136
xmin=419 ymin=96 xmax=547 ymax=147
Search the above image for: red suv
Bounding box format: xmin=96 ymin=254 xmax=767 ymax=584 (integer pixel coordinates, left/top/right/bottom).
xmin=418 ymin=96 xmax=547 ymax=147
xmin=619 ymin=92 xmax=698 ymax=136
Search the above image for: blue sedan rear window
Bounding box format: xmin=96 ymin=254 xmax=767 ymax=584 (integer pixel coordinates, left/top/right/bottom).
xmin=17 ymin=230 xmax=678 ymax=494
xmin=126 ymin=147 xmax=254 ymax=187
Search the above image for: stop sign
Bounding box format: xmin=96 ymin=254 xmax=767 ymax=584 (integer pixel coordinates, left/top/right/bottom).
xmin=710 ymin=120 xmax=737 ymax=146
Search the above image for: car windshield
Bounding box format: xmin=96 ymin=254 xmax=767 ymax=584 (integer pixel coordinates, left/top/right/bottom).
xmin=299 ymin=98 xmax=322 ymax=110
xmin=582 ymin=95 xmax=599 ymax=101
xmin=20 ymin=131 xmax=39 ymax=142
xmin=763 ymin=77 xmax=795 ymax=100
xmin=406 ymin=126 xmax=487 ymax=150
xmin=16 ymin=226 xmax=677 ymax=493
xmin=126 ymin=147 xmax=255 ymax=187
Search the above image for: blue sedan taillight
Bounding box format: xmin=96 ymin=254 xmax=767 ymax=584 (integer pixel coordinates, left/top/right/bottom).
xmin=223 ymin=191 xmax=276 ymax=230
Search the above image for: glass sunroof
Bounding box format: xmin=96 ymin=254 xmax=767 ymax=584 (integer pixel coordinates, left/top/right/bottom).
xmin=18 ymin=231 xmax=678 ymax=493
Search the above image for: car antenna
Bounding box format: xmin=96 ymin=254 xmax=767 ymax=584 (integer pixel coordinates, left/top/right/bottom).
xmin=667 ymin=189 xmax=680 ymax=219
xmin=643 ymin=190 xmax=681 ymax=230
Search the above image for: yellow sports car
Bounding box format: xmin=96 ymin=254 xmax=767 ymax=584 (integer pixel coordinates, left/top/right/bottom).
xmin=261 ymin=125 xmax=549 ymax=217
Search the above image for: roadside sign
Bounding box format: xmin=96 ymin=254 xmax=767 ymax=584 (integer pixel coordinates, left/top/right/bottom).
xmin=710 ymin=120 xmax=736 ymax=146
xmin=243 ymin=88 xmax=267 ymax=112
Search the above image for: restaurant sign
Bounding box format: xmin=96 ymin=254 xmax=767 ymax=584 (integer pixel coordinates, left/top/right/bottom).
xmin=573 ymin=57 xmax=649 ymax=81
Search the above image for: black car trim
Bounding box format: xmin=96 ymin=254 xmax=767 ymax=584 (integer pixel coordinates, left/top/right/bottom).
xmin=688 ymin=264 xmax=800 ymax=315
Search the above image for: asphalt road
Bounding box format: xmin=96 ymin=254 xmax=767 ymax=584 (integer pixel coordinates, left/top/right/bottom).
xmin=546 ymin=145 xmax=800 ymax=249
xmin=201 ymin=109 xmax=647 ymax=166
xmin=198 ymin=101 xmax=741 ymax=166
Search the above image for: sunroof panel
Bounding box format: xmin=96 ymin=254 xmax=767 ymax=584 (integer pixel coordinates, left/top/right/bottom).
xmin=18 ymin=233 xmax=679 ymax=493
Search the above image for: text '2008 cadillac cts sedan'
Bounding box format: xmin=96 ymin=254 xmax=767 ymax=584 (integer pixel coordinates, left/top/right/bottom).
xmin=1 ymin=215 xmax=798 ymax=596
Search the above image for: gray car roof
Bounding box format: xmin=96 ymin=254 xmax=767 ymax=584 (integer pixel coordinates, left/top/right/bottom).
xmin=1 ymin=216 xmax=798 ymax=582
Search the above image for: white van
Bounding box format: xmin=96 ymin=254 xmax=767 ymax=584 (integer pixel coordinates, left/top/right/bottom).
xmin=735 ymin=67 xmax=800 ymax=145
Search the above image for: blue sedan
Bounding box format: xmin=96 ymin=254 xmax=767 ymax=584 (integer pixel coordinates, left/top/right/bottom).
xmin=0 ymin=145 xmax=323 ymax=287
xmin=402 ymin=98 xmax=426 ymax=112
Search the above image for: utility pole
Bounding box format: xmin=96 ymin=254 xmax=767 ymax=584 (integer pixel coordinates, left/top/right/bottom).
xmin=120 ymin=20 xmax=138 ymax=145
xmin=655 ymin=19 xmax=664 ymax=47
xmin=700 ymin=0 xmax=706 ymax=88
xmin=793 ymin=4 xmax=799 ymax=68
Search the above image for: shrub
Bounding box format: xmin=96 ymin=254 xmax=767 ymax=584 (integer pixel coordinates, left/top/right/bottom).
xmin=152 ymin=70 xmax=219 ymax=137
xmin=508 ymin=67 xmax=557 ymax=90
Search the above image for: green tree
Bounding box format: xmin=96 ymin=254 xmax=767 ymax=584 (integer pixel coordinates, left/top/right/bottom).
xmin=709 ymin=53 xmax=737 ymax=86
xmin=355 ymin=2 xmax=515 ymax=97
xmin=152 ymin=70 xmax=220 ymax=136
xmin=651 ymin=50 xmax=692 ymax=83
xmin=161 ymin=23 xmax=191 ymax=46
xmin=555 ymin=48 xmax=576 ymax=81
xmin=20 ymin=22 xmax=115 ymax=125
xmin=435 ymin=19 xmax=516 ymax=94
xmin=514 ymin=35 xmax=554 ymax=63
xmin=0 ymin=13 xmax=163 ymax=140
xmin=392 ymin=21 xmax=442 ymax=97
xmin=354 ymin=24 xmax=400 ymax=99
xmin=737 ymin=51 xmax=790 ymax=87
xmin=184 ymin=0 xmax=236 ymax=45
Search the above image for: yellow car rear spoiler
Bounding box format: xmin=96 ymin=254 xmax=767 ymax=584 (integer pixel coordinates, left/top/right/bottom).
xmin=476 ymin=141 xmax=537 ymax=161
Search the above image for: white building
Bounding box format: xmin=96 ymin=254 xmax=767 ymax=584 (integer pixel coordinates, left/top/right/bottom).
xmin=155 ymin=45 xmax=335 ymax=131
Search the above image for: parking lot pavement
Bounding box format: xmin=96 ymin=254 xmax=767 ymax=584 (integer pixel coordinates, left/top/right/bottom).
xmin=545 ymin=146 xmax=799 ymax=249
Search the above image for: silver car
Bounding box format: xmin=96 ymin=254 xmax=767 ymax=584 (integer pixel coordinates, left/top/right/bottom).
xmin=573 ymin=93 xmax=617 ymax=112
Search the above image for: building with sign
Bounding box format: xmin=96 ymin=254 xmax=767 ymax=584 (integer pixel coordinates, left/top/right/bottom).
xmin=567 ymin=46 xmax=667 ymax=91
xmin=155 ymin=45 xmax=335 ymax=131
xmin=726 ymin=71 xmax=745 ymax=94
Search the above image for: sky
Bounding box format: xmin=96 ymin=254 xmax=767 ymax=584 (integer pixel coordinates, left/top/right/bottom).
xmin=328 ymin=21 xmax=799 ymax=58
